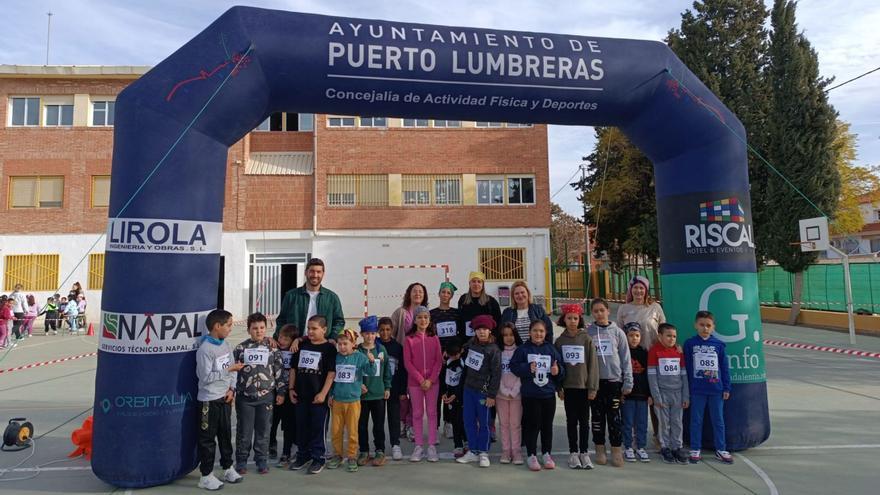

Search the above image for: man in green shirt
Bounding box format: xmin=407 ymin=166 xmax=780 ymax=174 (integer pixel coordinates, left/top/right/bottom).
xmin=274 ymin=258 xmax=345 ymax=341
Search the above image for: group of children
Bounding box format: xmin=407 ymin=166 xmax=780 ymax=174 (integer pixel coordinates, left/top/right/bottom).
xmin=196 ymin=293 xmax=733 ymax=491
xmin=0 ymin=289 xmax=85 ymax=349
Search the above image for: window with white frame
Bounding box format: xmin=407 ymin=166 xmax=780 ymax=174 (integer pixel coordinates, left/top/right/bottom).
xmin=475 ymin=121 xmax=503 ymax=128
xmin=327 ymin=116 xmax=356 ymax=127
xmin=871 ymin=238 xmax=880 ymax=253
xmin=9 ymin=97 xmax=40 ymax=126
xmin=476 ymin=175 xmax=536 ymax=205
xmin=506 ymin=122 xmax=533 ymax=128
xmin=402 ymin=118 xmax=429 ymax=127
xmin=477 ymin=177 xmax=505 ymax=205
xmin=44 ymin=104 xmax=73 ymax=126
xmin=298 ymin=113 xmax=314 ymax=131
xmin=360 ymin=116 xmax=387 ymax=127
xmin=434 ymin=177 xmax=462 ymax=204
xmin=92 ymin=101 xmax=115 ymax=126
xmin=508 ymin=176 xmax=535 ymax=204
xmin=254 ymin=112 xmax=314 ymax=132
xmin=433 ymin=120 xmax=461 ymax=128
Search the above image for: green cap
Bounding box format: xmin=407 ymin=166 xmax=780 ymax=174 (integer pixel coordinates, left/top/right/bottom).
xmin=439 ymin=281 xmax=458 ymax=293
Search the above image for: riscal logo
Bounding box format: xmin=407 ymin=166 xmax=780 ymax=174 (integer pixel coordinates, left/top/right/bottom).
xmin=685 ymin=196 xmax=754 ymax=253
xmin=105 ymin=217 xmax=221 ymax=254
xmin=99 ymin=310 xmax=211 ymax=354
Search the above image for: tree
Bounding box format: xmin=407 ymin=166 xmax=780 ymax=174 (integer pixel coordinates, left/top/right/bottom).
xmin=549 ymin=202 xmax=586 ymax=264
xmin=830 ymin=120 xmax=880 ymax=235
xmin=667 ymin=0 xmax=772 ymax=262
xmin=764 ymin=0 xmax=840 ymax=323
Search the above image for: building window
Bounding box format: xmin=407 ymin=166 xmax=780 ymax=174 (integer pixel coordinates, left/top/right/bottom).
xmin=327 ymin=116 xmax=356 ymax=127
xmin=327 ymin=175 xmax=388 ymax=207
xmin=870 ymin=238 xmax=880 ymax=253
xmin=433 ymin=120 xmax=461 ymax=128
xmin=91 ymin=175 xmax=111 ymax=207
xmin=45 ymin=104 xmax=74 ymax=126
xmin=508 ymin=177 xmax=535 ymax=204
xmin=402 ymin=118 xmax=429 ymax=127
xmin=506 ymin=122 xmax=533 ymax=128
xmin=255 ymin=112 xmax=284 ymax=131
xmin=10 ymin=97 xmax=40 ymax=126
xmin=89 ymin=253 xmax=105 ymax=290
xmin=255 ymin=112 xmax=314 ymax=132
xmin=298 ymin=113 xmax=314 ymax=132
xmin=360 ymin=116 xmax=387 ymax=127
xmin=92 ymin=101 xmax=115 ymax=126
xmin=4 ymin=254 xmax=59 ymax=291
xmin=479 ymin=248 xmax=526 ymax=281
xmin=875 ymin=210 xmax=880 ymax=221
xmin=402 ymin=175 xmax=462 ymax=206
xmin=475 ymin=121 xmax=503 ymax=128
xmin=477 ymin=178 xmax=505 ymax=205
xmin=839 ymin=237 xmax=861 ymax=254
xmin=9 ymin=176 xmax=64 ymax=209
xmin=434 ymin=177 xmax=462 ymax=205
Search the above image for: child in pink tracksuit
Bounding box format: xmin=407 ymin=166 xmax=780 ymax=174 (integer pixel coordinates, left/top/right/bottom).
xmin=497 ymin=323 xmax=523 ymax=465
xmin=0 ymin=297 xmax=14 ymax=348
xmin=403 ymin=306 xmax=443 ymax=462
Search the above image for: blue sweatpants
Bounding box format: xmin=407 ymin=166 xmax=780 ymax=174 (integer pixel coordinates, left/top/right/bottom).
xmin=295 ymin=402 xmax=329 ymax=464
xmin=463 ymin=388 xmax=491 ymax=454
xmin=689 ymin=393 xmax=726 ymax=452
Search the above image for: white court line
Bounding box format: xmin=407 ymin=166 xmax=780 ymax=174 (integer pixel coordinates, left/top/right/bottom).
xmin=752 ymin=444 xmax=880 ymax=451
xmin=736 ymin=453 xmax=779 ymax=495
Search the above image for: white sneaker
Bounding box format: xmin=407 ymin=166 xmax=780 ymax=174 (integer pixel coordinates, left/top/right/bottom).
xmin=223 ymin=467 xmax=242 ymax=483
xmin=568 ymin=452 xmax=582 ymax=469
xmin=456 ymin=451 xmax=479 ymax=464
xmin=624 ymin=447 xmax=637 ymax=462
xmin=409 ymin=445 xmax=424 ymax=462
xmin=478 ymin=453 xmax=490 ymax=468
xmin=198 ymin=474 xmax=224 ymax=491
xmin=427 ymin=445 xmax=439 ymax=462
xmin=636 ymin=448 xmax=650 ymax=462
xmin=392 ymin=445 xmax=403 ymax=460
xmin=444 ymin=422 xmax=454 ymax=439
xmin=579 ymin=452 xmax=594 ymax=469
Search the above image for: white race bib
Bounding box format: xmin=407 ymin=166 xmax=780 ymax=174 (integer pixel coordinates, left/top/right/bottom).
xmin=335 ymin=364 xmax=357 ymax=383
xmin=373 ymin=359 xmax=382 ymax=377
xmin=528 ymin=353 xmax=551 ymax=372
xmin=243 ymin=347 xmax=270 ymax=366
xmin=445 ymin=367 xmax=462 ymax=386
xmin=594 ymin=341 xmax=612 ymax=356
xmin=436 ymin=321 xmax=457 ymax=338
xmin=561 ymin=345 xmax=585 ymax=365
xmin=501 ymin=356 xmax=512 ymax=374
xmin=694 ymin=351 xmax=718 ymax=373
xmin=214 ymin=353 xmax=231 ymax=372
xmin=388 ymin=356 xmax=398 ymax=376
xmin=659 ymin=357 xmax=681 ymax=376
xmin=465 ymin=350 xmax=484 ymax=371
xmin=464 ymin=322 xmax=474 ymax=337
xmin=280 ymin=351 xmax=293 ymax=369
xmin=298 ymin=350 xmax=321 ymax=371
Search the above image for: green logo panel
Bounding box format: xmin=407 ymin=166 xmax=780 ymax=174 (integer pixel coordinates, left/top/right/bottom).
xmin=660 ymin=272 xmax=766 ymax=384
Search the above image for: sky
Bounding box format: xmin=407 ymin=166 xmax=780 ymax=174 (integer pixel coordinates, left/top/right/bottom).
xmin=2 ymin=0 xmax=878 ymax=217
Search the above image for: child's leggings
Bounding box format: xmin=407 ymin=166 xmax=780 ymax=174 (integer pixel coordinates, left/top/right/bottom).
xmin=408 ymin=384 xmax=439 ymax=446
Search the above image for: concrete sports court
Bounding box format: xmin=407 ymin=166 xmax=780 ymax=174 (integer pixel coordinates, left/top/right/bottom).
xmin=1 ymin=316 xmax=878 ymax=494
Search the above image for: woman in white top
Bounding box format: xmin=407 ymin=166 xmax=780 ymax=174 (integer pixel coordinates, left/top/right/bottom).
xmin=615 ymin=275 xmax=665 ymax=351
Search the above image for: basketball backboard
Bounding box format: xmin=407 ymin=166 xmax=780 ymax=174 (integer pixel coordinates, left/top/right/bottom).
xmin=798 ymin=216 xmax=829 ymax=252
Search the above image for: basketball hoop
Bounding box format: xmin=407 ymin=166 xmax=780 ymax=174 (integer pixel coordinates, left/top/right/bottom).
xmin=790 ymin=240 xmax=816 ymax=252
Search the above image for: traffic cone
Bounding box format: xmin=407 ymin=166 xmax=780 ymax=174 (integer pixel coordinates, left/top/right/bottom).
xmin=86 ymin=323 xmax=94 ymax=336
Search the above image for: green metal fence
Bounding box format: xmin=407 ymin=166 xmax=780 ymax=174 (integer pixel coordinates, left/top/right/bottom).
xmin=757 ymin=263 xmax=880 ymax=314
xmin=605 ymin=265 xmax=660 ymax=302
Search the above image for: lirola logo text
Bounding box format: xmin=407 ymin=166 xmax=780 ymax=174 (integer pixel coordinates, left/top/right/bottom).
xmin=106 ymin=217 xmax=222 ymax=254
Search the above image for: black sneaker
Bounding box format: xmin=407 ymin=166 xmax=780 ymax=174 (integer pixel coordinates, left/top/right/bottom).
xmin=289 ymin=457 xmax=311 ymax=471
xmin=674 ymin=449 xmax=689 ymax=465
xmin=660 ymin=448 xmax=676 ymax=464
xmin=308 ymin=461 xmax=324 ymax=474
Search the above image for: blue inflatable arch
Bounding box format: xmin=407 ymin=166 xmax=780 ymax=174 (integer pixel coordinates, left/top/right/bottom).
xmin=94 ymin=6 xmax=769 ymax=487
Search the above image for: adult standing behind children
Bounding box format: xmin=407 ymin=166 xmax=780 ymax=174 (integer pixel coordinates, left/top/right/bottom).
xmin=10 ymin=284 xmax=27 ymax=341
xmin=616 ymin=276 xmax=666 ymax=352
xmin=500 ymin=281 xmax=554 ymax=344
xmin=275 ymin=258 xmax=345 ymax=342
xmin=391 ymin=282 xmax=429 ymax=344
xmin=457 ymin=271 xmax=502 ymax=342
xmin=431 ymin=282 xmax=463 ymax=349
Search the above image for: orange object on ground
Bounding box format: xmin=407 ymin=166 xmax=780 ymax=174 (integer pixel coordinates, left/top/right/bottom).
xmin=86 ymin=323 xmax=94 ymax=336
xmin=69 ymin=416 xmax=93 ymax=459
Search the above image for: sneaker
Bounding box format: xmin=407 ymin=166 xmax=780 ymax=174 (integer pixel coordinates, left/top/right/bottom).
xmin=500 ymin=453 xmax=512 ymax=464
xmin=661 ymin=448 xmax=676 ymax=464
xmin=624 ymin=448 xmax=636 ymax=463
xmin=257 ymin=465 xmax=269 ymax=475
xmin=715 ymin=450 xmax=734 ymax=464
xmin=198 ymin=474 xmax=224 ymax=491
xmin=391 ymin=445 xmax=403 ymax=460
xmin=674 ymin=448 xmax=689 ymax=465
xmin=347 ymin=458 xmax=359 ymax=472
xmin=444 ymin=423 xmax=454 ymax=439
xmin=542 ymin=453 xmax=555 ymax=470
xmin=326 ymin=456 xmax=343 ymax=469
xmin=527 ymin=455 xmax=541 ymax=471
xmin=427 ymin=445 xmax=439 ymax=462
xmin=372 ymin=451 xmax=387 ymax=466
xmin=276 ymin=455 xmax=289 ymax=468
xmin=453 ymin=447 xmax=465 ymax=458
xmin=223 ymin=467 xmax=242 ymax=483
xmin=289 ymin=457 xmax=311 ymax=470
xmin=235 ymin=465 xmax=247 ymax=475
xmin=357 ymin=452 xmax=371 ymax=466
xmin=513 ymin=453 xmax=524 ymax=465
xmin=688 ymin=450 xmax=702 ymax=464
xmin=636 ymin=448 xmax=650 ymax=462
xmin=406 ymin=426 xmax=415 ymax=441
xmin=456 ymin=451 xmax=479 ymax=464
xmin=307 ymin=461 xmax=324 ymax=474
xmin=409 ymin=445 xmax=424 ymax=462
xmin=579 ymin=452 xmax=593 ymax=470
xmin=568 ymin=452 xmax=582 ymax=469
xmin=478 ymin=453 xmax=490 ymax=468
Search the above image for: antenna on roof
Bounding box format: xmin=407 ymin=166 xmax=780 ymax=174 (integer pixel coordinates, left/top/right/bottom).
xmin=45 ymin=12 xmax=53 ymax=66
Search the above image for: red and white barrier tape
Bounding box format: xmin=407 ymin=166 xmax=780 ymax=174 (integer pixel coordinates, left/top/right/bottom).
xmin=0 ymin=351 xmax=98 ymax=375
xmin=763 ymin=339 xmax=880 ymax=360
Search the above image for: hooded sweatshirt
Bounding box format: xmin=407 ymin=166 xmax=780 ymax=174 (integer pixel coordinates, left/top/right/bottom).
xmin=232 ymin=337 xmax=285 ymax=401
xmin=554 ymin=328 xmax=599 ymax=392
xmin=403 ymin=331 xmax=443 ymax=388
xmin=510 ymin=339 xmax=565 ymax=399
xmin=359 ymin=341 xmax=392 ymax=400
xmin=647 ymin=342 xmax=689 ymax=403
xmin=461 ymin=338 xmax=502 ymax=398
xmin=586 ymin=321 xmax=633 ymax=391
xmin=498 ymin=344 xmax=522 ymax=399
xmin=683 ymin=333 xmax=730 ymax=396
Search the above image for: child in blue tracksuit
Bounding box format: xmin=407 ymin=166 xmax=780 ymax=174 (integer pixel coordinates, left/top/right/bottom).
xmin=511 ymin=319 xmax=565 ymax=471
xmin=683 ymin=310 xmax=732 ymax=465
